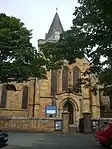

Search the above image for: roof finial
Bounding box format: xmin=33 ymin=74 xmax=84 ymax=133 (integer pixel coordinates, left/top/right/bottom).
xmin=56 ymin=8 xmax=58 ymax=13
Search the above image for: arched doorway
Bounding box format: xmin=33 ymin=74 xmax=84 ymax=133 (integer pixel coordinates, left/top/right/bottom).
xmin=63 ymin=101 xmax=74 ymax=124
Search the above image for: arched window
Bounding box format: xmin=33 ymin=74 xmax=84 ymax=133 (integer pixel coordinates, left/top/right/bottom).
xmin=0 ymin=85 xmax=7 ymax=108
xmin=62 ymin=66 xmax=69 ymax=92
xmin=51 ymin=70 xmax=57 ymax=95
xmin=22 ymin=86 xmax=28 ymax=109
xmin=73 ymin=66 xmax=81 ymax=86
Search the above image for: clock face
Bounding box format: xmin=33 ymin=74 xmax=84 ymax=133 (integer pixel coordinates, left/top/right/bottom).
xmin=54 ymin=30 xmax=60 ymax=40
xmin=55 ymin=30 xmax=59 ymax=35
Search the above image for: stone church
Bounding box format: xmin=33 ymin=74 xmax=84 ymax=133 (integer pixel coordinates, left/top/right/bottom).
xmin=0 ymin=12 xmax=101 ymax=125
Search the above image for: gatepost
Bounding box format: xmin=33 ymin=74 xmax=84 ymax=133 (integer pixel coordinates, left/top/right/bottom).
xmin=62 ymin=111 xmax=69 ymax=134
xmin=83 ymin=112 xmax=91 ymax=133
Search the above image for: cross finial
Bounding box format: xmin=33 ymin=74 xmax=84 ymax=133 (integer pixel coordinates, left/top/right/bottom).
xmin=56 ymin=8 xmax=58 ymax=12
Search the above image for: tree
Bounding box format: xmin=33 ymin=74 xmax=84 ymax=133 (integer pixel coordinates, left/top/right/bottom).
xmin=0 ymin=13 xmax=47 ymax=86
xmin=41 ymin=0 xmax=112 ymax=94
xmin=40 ymin=42 xmax=63 ymax=70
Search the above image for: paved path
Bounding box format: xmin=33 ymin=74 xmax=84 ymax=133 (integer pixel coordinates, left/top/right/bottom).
xmin=2 ymin=132 xmax=101 ymax=149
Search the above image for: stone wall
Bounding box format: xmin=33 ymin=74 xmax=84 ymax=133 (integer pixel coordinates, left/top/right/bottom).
xmin=79 ymin=117 xmax=112 ymax=133
xmin=91 ymin=118 xmax=112 ymax=132
xmin=0 ymin=109 xmax=28 ymax=117
xmin=0 ymin=81 xmax=33 ymax=117
xmin=0 ymin=117 xmax=62 ymax=132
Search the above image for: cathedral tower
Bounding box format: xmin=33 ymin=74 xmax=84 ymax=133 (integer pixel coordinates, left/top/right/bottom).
xmin=38 ymin=11 xmax=64 ymax=51
xmin=37 ymin=10 xmax=100 ymax=127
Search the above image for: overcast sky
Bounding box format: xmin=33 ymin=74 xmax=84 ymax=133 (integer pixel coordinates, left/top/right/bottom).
xmin=0 ymin=0 xmax=78 ymax=49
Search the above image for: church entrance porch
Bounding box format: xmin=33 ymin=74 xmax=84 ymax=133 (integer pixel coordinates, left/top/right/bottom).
xmin=63 ymin=101 xmax=74 ymax=124
xmin=58 ymin=97 xmax=80 ymax=133
xmin=60 ymin=98 xmax=79 ymax=133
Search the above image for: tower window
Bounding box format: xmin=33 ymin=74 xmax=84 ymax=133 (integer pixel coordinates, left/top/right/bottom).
xmin=62 ymin=66 xmax=69 ymax=92
xmin=22 ymin=86 xmax=28 ymax=109
xmin=73 ymin=66 xmax=81 ymax=93
xmin=51 ymin=70 xmax=57 ymax=95
xmin=0 ymin=85 xmax=7 ymax=108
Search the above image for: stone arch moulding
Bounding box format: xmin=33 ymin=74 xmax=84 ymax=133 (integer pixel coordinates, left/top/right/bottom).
xmin=62 ymin=65 xmax=70 ymax=71
xmin=73 ymin=66 xmax=81 ymax=77
xmin=59 ymin=97 xmax=79 ymax=112
xmin=71 ymin=65 xmax=81 ymax=72
xmin=22 ymin=85 xmax=30 ymax=90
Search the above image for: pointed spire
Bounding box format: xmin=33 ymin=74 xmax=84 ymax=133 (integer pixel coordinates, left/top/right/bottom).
xmin=45 ymin=11 xmax=64 ymax=40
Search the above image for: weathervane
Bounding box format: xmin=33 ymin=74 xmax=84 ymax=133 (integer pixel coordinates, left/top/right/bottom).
xmin=56 ymin=8 xmax=58 ymax=12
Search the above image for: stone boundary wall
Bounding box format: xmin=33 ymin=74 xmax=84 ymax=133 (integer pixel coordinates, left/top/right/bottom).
xmin=0 ymin=117 xmax=62 ymax=132
xmin=91 ymin=118 xmax=112 ymax=132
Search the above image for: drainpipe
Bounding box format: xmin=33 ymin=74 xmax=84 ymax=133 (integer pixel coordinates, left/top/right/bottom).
xmin=32 ymin=78 xmax=36 ymax=117
xmin=89 ymin=74 xmax=92 ymax=114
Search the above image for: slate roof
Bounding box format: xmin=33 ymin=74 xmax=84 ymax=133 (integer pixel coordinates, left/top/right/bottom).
xmin=45 ymin=12 xmax=64 ymax=40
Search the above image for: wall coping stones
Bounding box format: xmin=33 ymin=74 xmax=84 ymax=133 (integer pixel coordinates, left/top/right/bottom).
xmin=91 ymin=118 xmax=112 ymax=121
xmin=0 ymin=116 xmax=62 ymax=120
